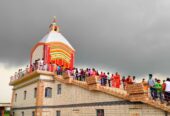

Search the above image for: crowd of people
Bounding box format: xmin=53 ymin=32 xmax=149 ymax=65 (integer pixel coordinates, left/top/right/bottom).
xmin=143 ymin=74 xmax=170 ymax=104
xmin=10 ymin=58 xmax=170 ymax=104
xmin=10 ymin=59 xmax=137 ymax=90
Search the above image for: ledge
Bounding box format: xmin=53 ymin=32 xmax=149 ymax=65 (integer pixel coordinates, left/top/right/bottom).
xmin=9 ymin=70 xmax=54 ymax=86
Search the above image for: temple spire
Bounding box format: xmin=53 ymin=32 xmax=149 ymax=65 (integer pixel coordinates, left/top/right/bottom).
xmin=53 ymin=16 xmax=57 ymax=23
xmin=49 ymin=16 xmax=59 ymax=32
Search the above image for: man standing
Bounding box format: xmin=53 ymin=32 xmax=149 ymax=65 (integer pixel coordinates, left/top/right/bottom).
xmin=39 ymin=58 xmax=44 ymax=70
xmin=164 ymin=78 xmax=170 ymax=104
xmin=142 ymin=78 xmax=148 ymax=93
xmin=162 ymin=80 xmax=166 ymax=100
xmin=122 ymin=76 xmax=126 ymax=90
xmin=107 ymin=72 xmax=111 ymax=87
xmin=154 ymin=79 xmax=163 ymax=103
xmin=148 ymin=74 xmax=156 ymax=100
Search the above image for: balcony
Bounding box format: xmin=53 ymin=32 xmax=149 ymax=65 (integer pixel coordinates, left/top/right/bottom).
xmin=9 ymin=69 xmax=54 ymax=85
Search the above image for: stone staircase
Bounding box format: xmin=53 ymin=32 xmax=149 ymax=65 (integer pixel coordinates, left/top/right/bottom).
xmin=54 ymin=73 xmax=170 ymax=113
xmin=125 ymin=83 xmax=170 ymax=112
xmin=89 ymin=84 xmax=128 ymax=100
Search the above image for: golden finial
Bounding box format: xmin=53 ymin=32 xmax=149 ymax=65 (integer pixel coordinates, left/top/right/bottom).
xmin=53 ymin=16 xmax=57 ymax=23
xmin=50 ymin=16 xmax=59 ymax=32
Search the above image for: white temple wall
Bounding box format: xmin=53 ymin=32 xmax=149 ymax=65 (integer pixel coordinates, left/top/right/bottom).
xmin=32 ymin=45 xmax=44 ymax=63
xmin=43 ymin=80 xmax=122 ymax=106
xmin=12 ymin=109 xmax=34 ymax=116
xmin=13 ymin=82 xmax=37 ymax=107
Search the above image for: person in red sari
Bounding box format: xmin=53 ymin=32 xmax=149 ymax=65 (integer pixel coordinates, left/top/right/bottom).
xmin=48 ymin=62 xmax=53 ymax=72
xmin=115 ymin=72 xmax=121 ymax=88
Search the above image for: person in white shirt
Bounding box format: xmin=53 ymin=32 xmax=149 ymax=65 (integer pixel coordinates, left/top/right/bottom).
xmin=132 ymin=76 xmax=136 ymax=83
xmin=39 ymin=58 xmax=44 ymax=70
xmin=165 ymin=78 xmax=170 ymax=103
xmin=43 ymin=63 xmax=48 ymax=71
xmin=107 ymin=72 xmax=111 ymax=87
xmin=148 ymin=74 xmax=156 ymax=100
xmin=26 ymin=65 xmax=29 ymax=74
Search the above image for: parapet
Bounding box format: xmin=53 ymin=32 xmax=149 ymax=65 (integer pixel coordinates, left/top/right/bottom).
xmin=126 ymin=83 xmax=148 ymax=102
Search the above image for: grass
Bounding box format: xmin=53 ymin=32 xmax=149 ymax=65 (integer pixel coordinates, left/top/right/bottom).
xmin=4 ymin=111 xmax=10 ymax=116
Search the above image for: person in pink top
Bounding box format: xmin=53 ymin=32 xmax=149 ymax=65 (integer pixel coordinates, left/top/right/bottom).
xmin=111 ymin=74 xmax=115 ymax=87
xmin=92 ymin=68 xmax=96 ymax=76
xmin=90 ymin=69 xmax=93 ymax=76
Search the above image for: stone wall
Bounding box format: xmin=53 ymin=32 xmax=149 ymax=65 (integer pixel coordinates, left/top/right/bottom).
xmin=43 ymin=79 xmax=122 ymax=106
xmin=13 ymin=82 xmax=37 ymax=107
xmin=13 ymin=104 xmax=168 ymax=116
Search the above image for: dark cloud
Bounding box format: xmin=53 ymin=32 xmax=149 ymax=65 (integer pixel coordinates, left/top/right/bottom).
xmin=0 ymin=0 xmax=170 ymax=76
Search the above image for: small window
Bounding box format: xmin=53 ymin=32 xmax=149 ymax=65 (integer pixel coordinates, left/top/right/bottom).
xmin=22 ymin=111 xmax=24 ymax=116
xmin=32 ymin=111 xmax=35 ymax=116
xmin=15 ymin=94 xmax=17 ymax=102
xmin=34 ymin=88 xmax=37 ymax=98
xmin=24 ymin=91 xmax=27 ymax=100
xmin=57 ymin=84 xmax=61 ymax=95
xmin=96 ymin=109 xmax=104 ymax=116
xmin=56 ymin=111 xmax=60 ymax=116
xmin=45 ymin=87 xmax=52 ymax=98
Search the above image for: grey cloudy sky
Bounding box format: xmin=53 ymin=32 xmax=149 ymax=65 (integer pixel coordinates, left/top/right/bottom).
xmin=1 ymin=0 xmax=170 ymax=77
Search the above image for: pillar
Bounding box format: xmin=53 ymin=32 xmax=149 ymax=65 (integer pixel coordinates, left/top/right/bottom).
xmin=35 ymin=80 xmax=44 ymax=116
xmin=10 ymin=90 xmax=15 ymax=116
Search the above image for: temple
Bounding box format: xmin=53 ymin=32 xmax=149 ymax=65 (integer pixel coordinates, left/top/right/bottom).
xmin=31 ymin=17 xmax=75 ymax=69
xmin=9 ymin=18 xmax=170 ymax=116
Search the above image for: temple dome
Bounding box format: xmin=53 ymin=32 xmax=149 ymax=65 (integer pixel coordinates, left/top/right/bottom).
xmin=40 ymin=31 xmax=75 ymax=51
